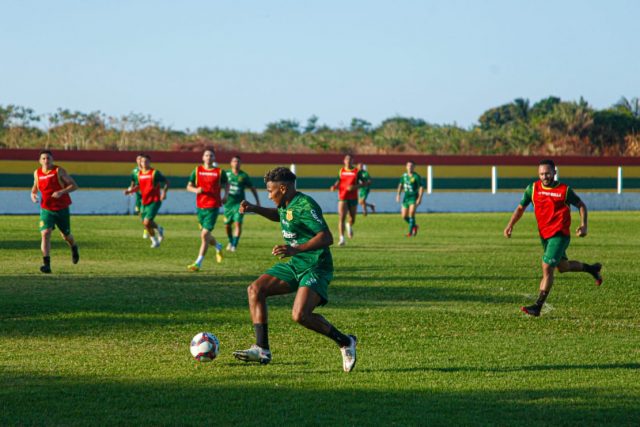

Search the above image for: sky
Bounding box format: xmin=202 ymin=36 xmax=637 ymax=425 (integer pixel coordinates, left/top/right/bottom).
xmin=1 ymin=0 xmax=638 ymax=131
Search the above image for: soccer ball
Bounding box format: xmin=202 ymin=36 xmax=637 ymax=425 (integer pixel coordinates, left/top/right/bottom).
xmin=190 ymin=332 xmax=220 ymax=362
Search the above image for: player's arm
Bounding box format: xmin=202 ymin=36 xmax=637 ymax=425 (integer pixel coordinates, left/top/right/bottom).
xmin=53 ymin=168 xmax=78 ymax=198
xmin=186 ymin=169 xmax=201 ymax=194
xmin=569 ymin=188 xmax=588 ymax=237
xmin=416 ymin=184 xmax=424 ymax=205
xmin=395 ymin=183 xmax=403 ymax=203
xmin=31 ymin=171 xmax=39 ymax=203
xmin=330 ymin=178 xmax=340 ymax=191
xmin=505 ymin=185 xmax=532 ymax=237
xmin=157 ymin=173 xmax=169 ymax=201
xmin=249 ymin=185 xmax=261 ymax=206
xmin=272 ymin=229 xmax=333 ymax=259
xmin=240 ymin=200 xmax=279 ymax=222
xmin=221 ymin=182 xmax=230 ymax=204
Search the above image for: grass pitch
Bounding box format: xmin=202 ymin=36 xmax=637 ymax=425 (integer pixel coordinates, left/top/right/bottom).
xmin=1 ymin=212 xmax=639 ymax=425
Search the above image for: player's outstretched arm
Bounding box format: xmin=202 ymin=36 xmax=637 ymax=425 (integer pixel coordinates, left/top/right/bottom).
xmin=250 ymin=186 xmax=261 ymax=206
xmin=575 ymin=201 xmax=588 ymax=237
xmin=272 ymin=229 xmax=333 ymax=258
xmin=31 ymin=171 xmax=39 ymax=203
xmin=416 ymin=185 xmax=424 ymax=205
xmin=186 ymin=182 xmax=201 ymax=194
xmin=240 ymin=200 xmax=279 ymax=222
xmin=504 ymin=205 xmax=525 ymax=238
xmin=396 ymin=184 xmax=402 ymax=203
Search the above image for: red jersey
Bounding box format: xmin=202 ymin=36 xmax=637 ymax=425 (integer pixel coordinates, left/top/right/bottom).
xmin=338 ymin=167 xmax=360 ymax=200
xmin=532 ymin=181 xmax=572 ymax=239
xmin=190 ymin=166 xmax=227 ymax=209
xmin=36 ymin=166 xmax=72 ymax=211
xmin=138 ymin=168 xmax=164 ymax=205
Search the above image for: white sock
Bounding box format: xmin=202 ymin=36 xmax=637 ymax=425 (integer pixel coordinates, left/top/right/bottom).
xmin=195 ymin=255 xmax=204 ymax=266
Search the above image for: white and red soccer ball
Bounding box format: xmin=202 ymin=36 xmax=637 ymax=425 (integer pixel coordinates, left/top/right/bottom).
xmin=190 ymin=332 xmax=220 ymax=362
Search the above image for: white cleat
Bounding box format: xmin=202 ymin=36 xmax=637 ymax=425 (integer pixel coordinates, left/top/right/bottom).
xmin=346 ymin=223 xmax=354 ymax=239
xmin=340 ymin=335 xmax=357 ymax=372
xmin=150 ymin=240 xmax=160 ymax=248
xmin=233 ymin=345 xmax=272 ymax=365
xmin=226 ymin=243 xmax=233 ymax=251
xmin=156 ymin=226 xmax=164 ymax=242
xmin=338 ymin=236 xmax=346 ymax=246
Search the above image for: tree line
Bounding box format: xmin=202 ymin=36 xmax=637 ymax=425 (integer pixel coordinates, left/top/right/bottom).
xmin=1 ymin=96 xmax=638 ymax=155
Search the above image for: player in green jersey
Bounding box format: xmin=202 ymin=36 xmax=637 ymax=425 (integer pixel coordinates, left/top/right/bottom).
xmin=356 ymin=163 xmax=375 ymax=216
xmin=396 ymin=161 xmax=424 ymax=237
xmin=126 ymin=154 xmax=147 ymax=238
xmin=233 ymin=167 xmax=357 ymax=372
xmin=224 ymin=156 xmax=260 ymax=252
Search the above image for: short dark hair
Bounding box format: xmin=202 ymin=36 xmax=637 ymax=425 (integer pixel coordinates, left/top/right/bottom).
xmin=139 ymin=153 xmax=151 ymax=160
xmin=203 ymin=147 xmax=215 ymax=155
xmin=231 ymin=155 xmax=241 ymax=161
xmin=539 ymin=159 xmax=556 ymax=170
xmin=407 ymin=160 xmax=416 ymax=165
xmin=264 ymin=167 xmax=296 ymax=184
xmin=39 ymin=150 xmax=53 ymax=157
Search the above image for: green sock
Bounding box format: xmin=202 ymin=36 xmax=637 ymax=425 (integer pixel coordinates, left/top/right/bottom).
xmin=403 ymin=217 xmax=410 ymax=224
xmin=232 ymin=236 xmax=240 ymax=247
xmin=408 ymin=217 xmax=415 ymax=233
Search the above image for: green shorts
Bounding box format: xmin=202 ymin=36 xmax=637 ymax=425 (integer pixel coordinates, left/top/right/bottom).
xmin=358 ymin=188 xmax=370 ymax=201
xmin=39 ymin=207 xmax=71 ymax=236
xmin=265 ymin=262 xmax=332 ymax=306
xmin=140 ymin=201 xmax=162 ymax=221
xmin=402 ymin=196 xmax=418 ymax=209
xmin=134 ymin=193 xmax=142 ymax=215
xmin=339 ymin=199 xmax=358 ymax=208
xmin=223 ymin=203 xmax=244 ymax=225
xmin=541 ymin=234 xmax=570 ymax=267
xmin=198 ymin=208 xmax=220 ymax=231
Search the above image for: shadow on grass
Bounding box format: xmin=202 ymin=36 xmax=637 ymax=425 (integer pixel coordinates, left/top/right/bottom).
xmin=0 ymin=372 xmax=638 ymax=425
xmin=356 ymin=362 xmax=640 ymax=374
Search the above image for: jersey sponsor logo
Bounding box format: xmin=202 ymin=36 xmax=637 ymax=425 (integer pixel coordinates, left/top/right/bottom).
xmin=282 ymin=230 xmax=297 ymax=239
xmin=538 ymin=190 xmax=562 ymax=198
xmin=139 ymin=174 xmax=152 ymax=180
xmin=199 ymin=172 xmax=219 ymax=177
xmin=286 ymin=210 xmax=293 ymax=221
xmin=310 ymin=209 xmax=323 ymax=224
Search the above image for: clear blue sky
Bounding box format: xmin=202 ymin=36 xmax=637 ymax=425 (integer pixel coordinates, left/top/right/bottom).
xmin=1 ymin=0 xmax=638 ymax=131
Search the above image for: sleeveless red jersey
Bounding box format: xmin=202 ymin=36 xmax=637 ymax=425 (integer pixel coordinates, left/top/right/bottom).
xmin=532 ymin=181 xmax=571 ymax=239
xmin=36 ymin=166 xmax=72 ymax=211
xmin=194 ymin=166 xmax=224 ymax=209
xmin=138 ymin=169 xmax=161 ymax=205
xmin=338 ymin=168 xmax=360 ymax=200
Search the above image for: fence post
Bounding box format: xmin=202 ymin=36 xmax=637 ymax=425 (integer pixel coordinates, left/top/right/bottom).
xmin=617 ymin=166 xmax=623 ymax=194
xmin=427 ymin=165 xmax=433 ymax=194
xmin=290 ymin=163 xmax=296 ymax=174
xmin=491 ymin=166 xmax=498 ymax=194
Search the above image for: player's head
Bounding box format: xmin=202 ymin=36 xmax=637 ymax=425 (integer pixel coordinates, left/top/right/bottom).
xmin=264 ymin=167 xmax=296 ymax=207
xmin=230 ymin=155 xmax=241 ymax=170
xmin=39 ymin=150 xmax=54 ymax=169
xmin=343 ymin=154 xmax=353 ymax=168
xmin=139 ymin=153 xmax=151 ymax=169
xmin=135 ymin=153 xmax=144 ymax=168
xmin=202 ymin=148 xmax=215 ymax=166
xmin=406 ymin=160 xmax=415 ymax=173
xmin=356 ymin=162 xmax=367 ymax=171
xmin=538 ymin=159 xmax=556 ymax=186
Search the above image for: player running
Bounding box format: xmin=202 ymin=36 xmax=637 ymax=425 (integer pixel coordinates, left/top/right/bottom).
xmin=30 ymin=150 xmax=80 ymax=273
xmin=504 ymin=159 xmax=603 ymax=317
xmin=224 ymin=155 xmax=260 ymax=252
xmin=330 ymin=154 xmax=365 ymax=246
xmin=356 ymin=162 xmax=375 ymax=216
xmin=124 ymin=154 xmax=168 ymax=248
xmin=396 ymin=161 xmax=424 ymax=237
xmin=233 ymin=167 xmax=357 ymax=372
xmin=126 ymin=154 xmax=148 ymax=238
xmin=186 ymin=149 xmax=229 ymax=271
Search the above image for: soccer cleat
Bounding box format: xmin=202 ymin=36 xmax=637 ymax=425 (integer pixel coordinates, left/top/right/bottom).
xmin=150 ymin=240 xmax=161 ymax=248
xmin=229 ymin=245 xmax=237 ymax=253
xmin=520 ymin=304 xmax=541 ymax=317
xmin=143 ymin=229 xmax=149 ymax=239
xmin=156 ymin=226 xmax=165 ymax=243
xmin=346 ymin=223 xmax=354 ymax=239
xmin=591 ymin=263 xmax=603 ymax=286
xmin=340 ymin=335 xmax=357 ymax=372
xmin=216 ymin=249 xmax=223 ymax=263
xmin=40 ymin=264 xmax=52 ymax=274
xmin=412 ymin=225 xmax=419 ymax=236
xmin=187 ymin=263 xmax=200 ymax=272
xmin=226 ymin=243 xmax=233 ymax=251
xmin=233 ymin=345 xmax=272 ymax=365
xmin=71 ymin=245 xmax=80 ymax=264
xmin=338 ymin=236 xmax=346 ymax=246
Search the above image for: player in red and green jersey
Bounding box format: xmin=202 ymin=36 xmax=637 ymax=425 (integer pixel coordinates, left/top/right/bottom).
xmin=330 ymin=154 xmax=366 ymax=246
xmin=186 ymin=149 xmax=229 ymax=271
xmin=396 ymin=161 xmax=424 ymax=237
xmin=30 ymin=150 xmax=80 ymax=274
xmin=224 ymin=156 xmax=260 ymax=252
xmin=125 ymin=154 xmax=148 ymax=238
xmin=124 ymin=154 xmax=168 ymax=248
xmin=356 ymin=162 xmax=375 ymax=216
xmin=233 ymin=167 xmax=357 ymax=372
xmin=504 ymin=159 xmax=603 ymax=317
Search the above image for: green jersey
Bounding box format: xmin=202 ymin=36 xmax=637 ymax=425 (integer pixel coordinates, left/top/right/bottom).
xmin=225 ymin=170 xmax=253 ymax=205
xmin=278 ymin=192 xmax=333 ymax=272
xmin=131 ymin=167 xmax=140 ymax=186
xmin=400 ymin=172 xmax=423 ymax=196
xmin=360 ymin=170 xmax=371 ymax=187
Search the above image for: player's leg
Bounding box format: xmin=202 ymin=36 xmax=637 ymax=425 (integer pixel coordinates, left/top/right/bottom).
xmin=291 ymin=279 xmax=357 ymax=372
xmin=337 ymin=201 xmax=347 ymax=245
xmin=401 ymin=205 xmax=411 ymax=235
xmin=358 ymin=197 xmax=367 ymax=216
xmin=522 ymin=261 xmax=555 ymax=317
xmin=231 ymin=213 xmax=243 ymax=250
xmin=40 ymin=228 xmax=53 ymax=273
xmin=346 ymin=201 xmax=357 ymax=238
xmin=557 ymin=259 xmax=603 ymax=285
xmin=189 ymin=209 xmax=221 ymax=270
xmin=408 ymin=203 xmax=418 ymax=236
xmin=233 ymin=272 xmax=293 ymax=364
xmin=55 ymin=207 xmax=79 ymax=264
xmin=224 ymin=211 xmax=234 ymax=250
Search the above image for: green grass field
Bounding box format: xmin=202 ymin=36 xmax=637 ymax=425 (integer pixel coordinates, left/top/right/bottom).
xmin=1 ymin=212 xmax=639 ymax=425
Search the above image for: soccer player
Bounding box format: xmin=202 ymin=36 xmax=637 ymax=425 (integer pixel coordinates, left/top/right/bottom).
xmin=224 ymin=155 xmax=260 ymax=252
xmin=124 ymin=154 xmax=168 ymax=248
xmin=186 ymin=149 xmax=229 ymax=271
xmin=330 ymin=154 xmax=365 ymax=246
xmin=232 ymin=167 xmax=357 ymax=372
xmin=126 ymin=154 xmax=148 ymax=238
xmin=504 ymin=159 xmax=603 ymax=317
xmin=396 ymin=161 xmax=424 ymax=237
xmin=356 ymin=162 xmax=375 ymax=216
xmin=30 ymin=150 xmax=80 ymax=273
